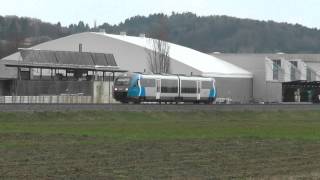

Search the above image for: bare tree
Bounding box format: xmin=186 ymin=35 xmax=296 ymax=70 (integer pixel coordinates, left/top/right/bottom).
xmin=145 ymin=14 xmax=171 ymax=74
xmin=146 ymin=38 xmax=170 ymax=74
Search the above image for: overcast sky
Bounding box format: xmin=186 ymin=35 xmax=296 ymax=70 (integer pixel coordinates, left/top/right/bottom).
xmin=1 ymin=0 xmax=320 ymax=28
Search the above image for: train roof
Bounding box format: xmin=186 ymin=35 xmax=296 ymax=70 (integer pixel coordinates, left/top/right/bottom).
xmin=130 ymin=73 xmax=213 ymax=81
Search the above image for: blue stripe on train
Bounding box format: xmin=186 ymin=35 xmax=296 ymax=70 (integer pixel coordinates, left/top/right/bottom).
xmin=209 ymin=88 xmax=216 ymax=98
xmin=127 ymin=74 xmax=145 ymax=98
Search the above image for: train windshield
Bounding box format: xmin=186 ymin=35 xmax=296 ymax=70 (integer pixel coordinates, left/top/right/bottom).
xmin=115 ymin=77 xmax=131 ymax=86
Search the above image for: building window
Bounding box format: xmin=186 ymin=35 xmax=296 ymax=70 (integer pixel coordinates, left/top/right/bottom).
xmin=290 ymin=61 xmax=298 ymax=81
xmin=272 ymin=59 xmax=281 ymax=80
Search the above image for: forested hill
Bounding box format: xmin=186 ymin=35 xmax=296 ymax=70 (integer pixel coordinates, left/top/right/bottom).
xmin=2 ymin=13 xmax=320 ymax=59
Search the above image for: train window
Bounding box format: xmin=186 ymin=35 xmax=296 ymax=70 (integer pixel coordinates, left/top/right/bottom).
xmin=181 ymin=80 xmax=197 ymax=93
xmin=161 ymin=79 xmax=178 ymax=93
xmin=202 ymin=81 xmax=213 ymax=89
xmin=140 ymin=78 xmax=156 ymax=87
xmin=114 ymin=77 xmax=131 ymax=86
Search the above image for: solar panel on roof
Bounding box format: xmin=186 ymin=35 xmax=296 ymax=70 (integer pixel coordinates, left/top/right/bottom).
xmin=21 ymin=50 xmax=36 ymax=63
xmin=40 ymin=51 xmax=57 ymax=64
xmin=19 ymin=50 xmax=118 ymax=69
xmin=91 ymin=53 xmax=108 ymax=66
xmin=56 ymin=51 xmax=74 ymax=65
xmin=105 ymin=54 xmax=117 ymax=66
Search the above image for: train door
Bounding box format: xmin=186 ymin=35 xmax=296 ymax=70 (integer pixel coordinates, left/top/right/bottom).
xmin=156 ymin=79 xmax=161 ymax=100
xmin=200 ymin=81 xmax=211 ymax=101
xmin=197 ymin=80 xmax=201 ymax=101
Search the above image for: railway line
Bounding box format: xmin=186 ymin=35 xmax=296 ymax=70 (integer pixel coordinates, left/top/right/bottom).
xmin=0 ymin=103 xmax=319 ymax=112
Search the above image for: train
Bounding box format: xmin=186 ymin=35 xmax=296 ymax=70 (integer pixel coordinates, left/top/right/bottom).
xmin=113 ymin=73 xmax=217 ymax=104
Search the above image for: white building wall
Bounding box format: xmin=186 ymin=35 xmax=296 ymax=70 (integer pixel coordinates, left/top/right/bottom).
xmin=298 ymin=60 xmax=307 ymax=80
xmin=305 ymin=62 xmax=320 ymax=81
xmin=265 ymin=58 xmax=274 ymax=81
xmin=281 ymin=59 xmax=292 ymax=82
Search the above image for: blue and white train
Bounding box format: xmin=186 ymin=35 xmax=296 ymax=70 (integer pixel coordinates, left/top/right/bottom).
xmin=113 ymin=73 xmax=216 ymax=104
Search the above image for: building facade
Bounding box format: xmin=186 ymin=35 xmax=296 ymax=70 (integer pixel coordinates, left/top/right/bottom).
xmin=213 ymin=53 xmax=320 ymax=103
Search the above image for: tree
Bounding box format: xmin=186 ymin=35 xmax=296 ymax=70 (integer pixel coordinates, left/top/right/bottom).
xmin=146 ymin=38 xmax=170 ymax=74
xmin=145 ymin=14 xmax=171 ymax=74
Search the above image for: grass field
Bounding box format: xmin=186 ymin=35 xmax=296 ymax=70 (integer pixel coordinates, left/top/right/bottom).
xmin=1 ymin=111 xmax=320 ymax=179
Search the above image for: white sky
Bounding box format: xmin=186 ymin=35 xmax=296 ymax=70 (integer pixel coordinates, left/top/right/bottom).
xmin=1 ymin=0 xmax=320 ymax=28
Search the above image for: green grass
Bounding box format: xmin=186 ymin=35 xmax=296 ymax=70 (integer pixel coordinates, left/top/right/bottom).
xmin=1 ymin=111 xmax=320 ymax=140
xmin=1 ymin=110 xmax=320 ymax=179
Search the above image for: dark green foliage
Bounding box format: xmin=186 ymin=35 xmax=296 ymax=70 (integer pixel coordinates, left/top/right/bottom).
xmin=109 ymin=13 xmax=320 ymax=54
xmin=1 ymin=12 xmax=320 ymax=59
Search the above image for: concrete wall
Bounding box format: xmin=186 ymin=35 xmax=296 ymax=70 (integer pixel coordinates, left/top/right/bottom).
xmin=14 ymin=80 xmax=117 ymax=104
xmin=215 ymin=77 xmax=253 ymax=103
xmin=0 ymin=63 xmax=17 ymax=79
xmin=265 ymin=81 xmax=282 ymax=103
xmin=93 ymin=81 xmax=116 ymax=104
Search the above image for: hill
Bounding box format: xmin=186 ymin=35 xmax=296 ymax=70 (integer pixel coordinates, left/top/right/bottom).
xmin=1 ymin=13 xmax=320 ymax=59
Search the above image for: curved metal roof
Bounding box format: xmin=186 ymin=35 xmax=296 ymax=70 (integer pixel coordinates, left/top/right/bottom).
xmin=2 ymin=32 xmax=252 ymax=78
xmin=100 ymin=33 xmax=253 ymax=78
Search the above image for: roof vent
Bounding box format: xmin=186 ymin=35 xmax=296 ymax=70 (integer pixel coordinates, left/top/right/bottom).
xmin=120 ymin=32 xmax=127 ymax=36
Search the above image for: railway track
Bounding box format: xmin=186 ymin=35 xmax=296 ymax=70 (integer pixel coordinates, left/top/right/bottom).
xmin=0 ymin=103 xmax=319 ymax=112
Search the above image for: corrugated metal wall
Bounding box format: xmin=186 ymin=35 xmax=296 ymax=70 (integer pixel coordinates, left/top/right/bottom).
xmin=215 ymin=77 xmax=253 ymax=103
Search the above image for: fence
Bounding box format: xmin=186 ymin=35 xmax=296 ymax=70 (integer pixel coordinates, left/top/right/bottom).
xmin=0 ymin=95 xmax=93 ymax=104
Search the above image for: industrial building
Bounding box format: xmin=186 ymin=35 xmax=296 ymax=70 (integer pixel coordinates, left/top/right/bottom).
xmin=1 ymin=32 xmax=320 ymax=104
xmin=212 ymin=53 xmax=320 ymax=103
xmin=0 ymin=32 xmax=253 ymax=103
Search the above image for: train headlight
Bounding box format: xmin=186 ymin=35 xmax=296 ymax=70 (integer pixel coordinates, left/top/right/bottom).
xmin=125 ymin=88 xmax=128 ymax=91
xmin=114 ymin=88 xmax=118 ymax=91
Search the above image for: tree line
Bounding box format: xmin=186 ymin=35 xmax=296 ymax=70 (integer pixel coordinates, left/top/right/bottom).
xmin=1 ymin=12 xmax=320 ymax=59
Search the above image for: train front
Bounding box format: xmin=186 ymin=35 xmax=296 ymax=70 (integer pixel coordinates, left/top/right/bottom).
xmin=113 ymin=75 xmax=132 ymax=103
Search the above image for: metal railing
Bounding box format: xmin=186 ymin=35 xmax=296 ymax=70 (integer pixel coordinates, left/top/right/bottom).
xmin=0 ymin=95 xmax=93 ymax=104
